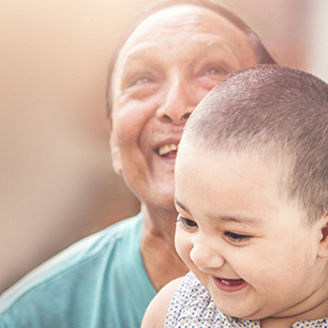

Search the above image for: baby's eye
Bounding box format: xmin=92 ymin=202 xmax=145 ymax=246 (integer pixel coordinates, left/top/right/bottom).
xmin=177 ymin=215 xmax=198 ymax=230
xmin=224 ymin=231 xmax=251 ymax=244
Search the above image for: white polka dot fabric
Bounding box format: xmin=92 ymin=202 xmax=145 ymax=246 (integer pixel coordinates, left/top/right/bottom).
xmin=164 ymin=271 xmax=328 ymax=328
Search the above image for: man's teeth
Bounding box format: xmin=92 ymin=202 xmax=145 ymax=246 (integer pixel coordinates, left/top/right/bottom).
xmin=220 ymin=279 xmax=231 ymax=286
xmin=158 ymin=144 xmax=178 ymax=156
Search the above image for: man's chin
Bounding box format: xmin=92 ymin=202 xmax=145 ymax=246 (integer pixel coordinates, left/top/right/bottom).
xmin=156 ymin=194 xmax=176 ymax=212
xmin=145 ymin=192 xmax=176 ymax=214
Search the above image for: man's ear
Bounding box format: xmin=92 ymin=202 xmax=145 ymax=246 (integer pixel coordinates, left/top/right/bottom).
xmin=108 ymin=120 xmax=122 ymax=175
xmin=318 ymin=214 xmax=328 ymax=258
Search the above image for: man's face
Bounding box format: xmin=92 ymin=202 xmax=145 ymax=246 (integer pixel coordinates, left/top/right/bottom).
xmin=175 ymin=142 xmax=326 ymax=320
xmin=110 ymin=4 xmax=258 ymax=211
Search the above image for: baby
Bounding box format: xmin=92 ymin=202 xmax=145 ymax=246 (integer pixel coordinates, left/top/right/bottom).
xmin=141 ymin=65 xmax=328 ymax=328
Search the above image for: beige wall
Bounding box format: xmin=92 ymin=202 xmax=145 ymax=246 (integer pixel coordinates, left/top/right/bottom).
xmin=0 ymin=0 xmax=326 ymax=292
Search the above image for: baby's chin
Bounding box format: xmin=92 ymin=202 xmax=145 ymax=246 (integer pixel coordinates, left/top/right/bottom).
xmin=212 ymin=298 xmax=264 ymax=322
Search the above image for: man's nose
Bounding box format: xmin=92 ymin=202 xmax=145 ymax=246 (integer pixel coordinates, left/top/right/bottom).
xmin=156 ymin=76 xmax=195 ymax=125
xmin=190 ymin=236 xmax=224 ymax=271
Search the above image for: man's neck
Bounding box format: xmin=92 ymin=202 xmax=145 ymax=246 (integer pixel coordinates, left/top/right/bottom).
xmin=140 ymin=204 xmax=188 ymax=291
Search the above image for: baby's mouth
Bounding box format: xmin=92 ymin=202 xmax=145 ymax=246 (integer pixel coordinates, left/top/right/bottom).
xmin=157 ymin=143 xmax=178 ymax=157
xmin=214 ymin=277 xmax=247 ymax=292
xmin=218 ymin=278 xmax=245 ymax=286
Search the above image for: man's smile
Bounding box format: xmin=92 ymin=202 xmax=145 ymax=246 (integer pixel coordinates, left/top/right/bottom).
xmin=158 ymin=143 xmax=178 ymax=157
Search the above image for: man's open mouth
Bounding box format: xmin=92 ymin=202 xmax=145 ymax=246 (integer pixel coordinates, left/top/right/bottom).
xmin=157 ymin=143 xmax=178 ymax=157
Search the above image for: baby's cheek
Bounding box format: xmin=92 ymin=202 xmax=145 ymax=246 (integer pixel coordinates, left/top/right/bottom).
xmin=243 ymin=264 xmax=281 ymax=294
xmin=174 ymin=228 xmax=192 ymax=265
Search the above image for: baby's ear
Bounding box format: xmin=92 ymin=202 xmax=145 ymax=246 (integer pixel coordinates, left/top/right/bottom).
xmin=318 ymin=214 xmax=328 ymax=258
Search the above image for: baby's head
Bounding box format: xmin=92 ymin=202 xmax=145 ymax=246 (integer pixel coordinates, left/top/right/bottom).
xmin=174 ymin=65 xmax=328 ymax=322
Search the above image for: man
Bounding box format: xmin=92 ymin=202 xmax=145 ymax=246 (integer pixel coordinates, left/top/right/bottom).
xmin=0 ymin=1 xmax=275 ymax=327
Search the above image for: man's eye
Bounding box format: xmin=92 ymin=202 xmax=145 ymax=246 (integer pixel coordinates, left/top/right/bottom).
xmin=135 ymin=77 xmax=151 ymax=85
xmin=203 ymin=66 xmax=228 ymax=76
xmin=224 ymin=231 xmax=251 ymax=243
xmin=177 ymin=215 xmax=198 ymax=229
xmin=127 ymin=75 xmax=153 ymax=88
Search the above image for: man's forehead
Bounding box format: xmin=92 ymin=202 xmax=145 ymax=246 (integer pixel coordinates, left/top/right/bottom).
xmin=113 ymin=4 xmax=254 ymax=77
xmin=119 ymin=35 xmax=237 ymax=65
xmin=121 ymin=4 xmax=243 ymax=50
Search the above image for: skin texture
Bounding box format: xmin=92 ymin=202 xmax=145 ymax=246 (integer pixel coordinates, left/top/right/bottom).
xmin=109 ymin=4 xmax=259 ymax=291
xmin=141 ymin=277 xmax=183 ymax=328
xmin=173 ymin=143 xmax=328 ymax=328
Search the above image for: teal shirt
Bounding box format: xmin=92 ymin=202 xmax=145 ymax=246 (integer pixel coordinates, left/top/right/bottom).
xmin=0 ymin=214 xmax=156 ymax=327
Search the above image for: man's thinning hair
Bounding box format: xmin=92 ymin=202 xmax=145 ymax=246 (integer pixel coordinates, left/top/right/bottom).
xmin=183 ymin=64 xmax=328 ymax=222
xmin=106 ymin=0 xmax=276 ymax=119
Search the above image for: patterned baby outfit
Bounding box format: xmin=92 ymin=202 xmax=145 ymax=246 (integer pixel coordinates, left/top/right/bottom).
xmin=164 ymin=271 xmax=328 ymax=328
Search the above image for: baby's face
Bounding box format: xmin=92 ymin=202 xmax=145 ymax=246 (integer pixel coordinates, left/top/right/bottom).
xmin=174 ymin=141 xmax=326 ymax=320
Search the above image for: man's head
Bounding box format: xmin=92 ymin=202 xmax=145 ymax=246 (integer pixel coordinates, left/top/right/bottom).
xmin=108 ymin=1 xmax=275 ymax=216
xmin=107 ymin=0 xmax=275 ymax=119
xmin=174 ymin=65 xmax=328 ymax=321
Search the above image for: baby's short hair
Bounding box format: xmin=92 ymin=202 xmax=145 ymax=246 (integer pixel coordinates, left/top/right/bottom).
xmin=183 ymin=64 xmax=328 ymax=222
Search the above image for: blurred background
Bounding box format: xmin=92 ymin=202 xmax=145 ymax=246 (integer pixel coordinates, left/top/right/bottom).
xmin=0 ymin=0 xmax=327 ymax=293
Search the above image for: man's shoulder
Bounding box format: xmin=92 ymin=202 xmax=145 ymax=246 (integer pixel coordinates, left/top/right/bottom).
xmin=0 ymin=214 xmax=142 ymax=315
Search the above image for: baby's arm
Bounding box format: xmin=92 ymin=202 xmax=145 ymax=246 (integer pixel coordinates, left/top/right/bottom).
xmin=141 ymin=277 xmax=183 ymax=328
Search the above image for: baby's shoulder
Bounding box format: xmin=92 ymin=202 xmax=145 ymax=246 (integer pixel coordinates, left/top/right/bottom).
xmin=142 ymin=272 xmax=237 ymax=328
xmin=141 ymin=277 xmax=183 ymax=328
xmin=165 ymin=272 xmax=233 ymax=327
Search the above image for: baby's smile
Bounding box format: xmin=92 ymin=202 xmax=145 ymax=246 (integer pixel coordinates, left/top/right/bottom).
xmin=214 ymin=277 xmax=247 ymax=292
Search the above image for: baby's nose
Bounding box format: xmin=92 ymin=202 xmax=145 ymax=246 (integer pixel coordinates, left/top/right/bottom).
xmin=189 ymin=238 xmax=224 ymax=271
